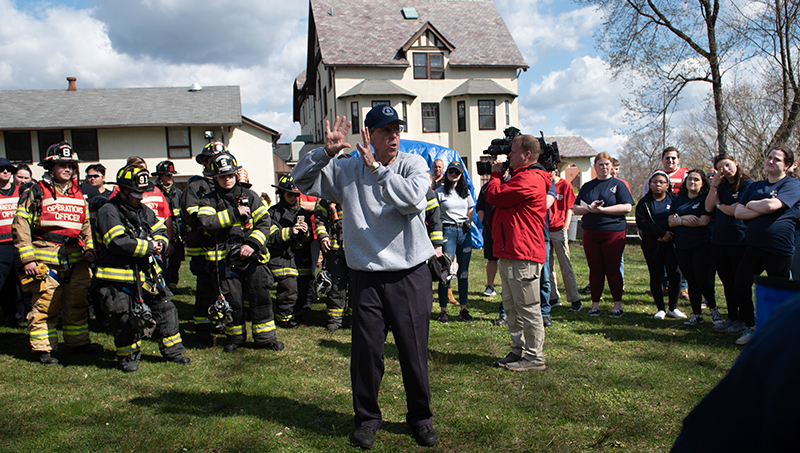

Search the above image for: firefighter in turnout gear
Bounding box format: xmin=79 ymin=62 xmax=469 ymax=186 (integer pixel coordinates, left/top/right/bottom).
xmin=180 ymin=141 xmax=226 ymax=344
xmin=93 ymin=165 xmax=190 ymax=373
xmin=268 ymin=175 xmax=312 ymax=329
xmin=12 ymin=142 xmax=103 ymax=365
xmin=197 ymin=152 xmax=283 ymax=353
xmin=154 ymin=160 xmax=184 ymax=291
xmin=314 ymin=198 xmax=349 ymax=330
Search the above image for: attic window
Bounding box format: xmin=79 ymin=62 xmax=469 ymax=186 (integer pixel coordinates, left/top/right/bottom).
xmin=402 ymin=7 xmax=418 ymax=19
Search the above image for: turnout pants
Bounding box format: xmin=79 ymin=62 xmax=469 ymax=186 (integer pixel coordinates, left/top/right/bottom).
xmin=350 ymin=263 xmax=433 ymax=430
xmin=97 ymin=283 xmax=185 ymax=364
xmin=323 ymin=248 xmax=349 ymax=326
xmin=190 ymin=256 xmax=217 ymax=333
xmin=272 ymin=273 xmax=298 ymax=323
xmin=216 ymin=262 xmax=277 ymax=347
xmin=25 ymin=260 xmax=91 ymax=353
xmin=165 ymin=242 xmax=185 ymax=286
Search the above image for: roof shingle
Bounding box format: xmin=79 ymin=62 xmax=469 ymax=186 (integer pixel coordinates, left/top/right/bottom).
xmin=311 ymin=0 xmax=528 ymax=68
xmin=0 ymin=85 xmax=242 ymax=130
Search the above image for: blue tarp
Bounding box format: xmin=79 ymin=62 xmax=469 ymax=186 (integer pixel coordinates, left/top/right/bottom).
xmin=352 ymin=139 xmax=484 ymax=248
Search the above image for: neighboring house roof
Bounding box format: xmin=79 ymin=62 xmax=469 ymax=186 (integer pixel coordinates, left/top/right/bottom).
xmin=242 ymin=116 xmax=280 ymax=138
xmin=0 ymin=85 xmax=242 ymax=130
xmin=295 ymin=70 xmax=307 ymax=90
xmin=310 ymin=0 xmax=528 ymax=69
xmin=338 ymin=79 xmax=417 ymax=99
xmin=444 ymin=79 xmax=517 ymax=98
xmin=546 ymin=136 xmax=597 ymax=159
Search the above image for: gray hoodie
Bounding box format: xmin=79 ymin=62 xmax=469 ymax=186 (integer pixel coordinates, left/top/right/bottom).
xmin=292 ymin=147 xmax=435 ymax=272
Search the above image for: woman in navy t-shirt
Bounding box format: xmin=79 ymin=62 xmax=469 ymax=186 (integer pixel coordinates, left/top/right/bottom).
xmin=635 ymin=171 xmax=683 ymax=320
xmin=668 ymin=169 xmax=720 ymax=326
xmin=732 ymin=145 xmax=800 ymax=345
xmin=705 ymin=154 xmax=753 ymax=334
xmin=573 ymin=152 xmax=634 ymax=318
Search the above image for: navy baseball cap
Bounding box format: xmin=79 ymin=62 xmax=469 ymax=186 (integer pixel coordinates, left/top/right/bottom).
xmin=365 ymin=104 xmax=406 ymax=129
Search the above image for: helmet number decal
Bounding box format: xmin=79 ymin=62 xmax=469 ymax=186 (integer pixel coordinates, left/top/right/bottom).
xmin=137 ymin=174 xmax=148 ymax=186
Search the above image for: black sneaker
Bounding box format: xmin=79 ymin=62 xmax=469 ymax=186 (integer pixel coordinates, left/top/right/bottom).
xmin=580 ymin=284 xmax=591 ymax=294
xmin=550 ymin=299 xmax=562 ymax=308
xmin=494 ymin=352 xmax=521 ymax=368
xmin=568 ymin=302 xmax=583 ymax=312
xmin=39 ymin=353 xmax=59 ymax=366
xmin=437 ymin=312 xmax=449 ymax=324
xmin=459 ymin=308 xmax=474 ymax=322
xmin=72 ymin=343 xmax=104 ymax=354
xmin=412 ymin=424 xmax=439 ymax=447
xmin=495 ymin=315 xmax=508 ymax=326
xmin=350 ymin=426 xmax=376 ymax=449
xmin=542 ymin=316 xmax=552 ymax=327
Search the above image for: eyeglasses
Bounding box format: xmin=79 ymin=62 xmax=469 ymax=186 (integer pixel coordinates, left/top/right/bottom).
xmin=663 ymin=156 xmax=678 ymax=161
xmin=376 ymin=125 xmax=404 ymax=135
xmin=85 ymin=174 xmax=102 ymax=179
xmin=0 ymin=168 xmax=12 ymax=173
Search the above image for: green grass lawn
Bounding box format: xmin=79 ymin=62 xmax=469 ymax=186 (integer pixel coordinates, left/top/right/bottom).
xmin=0 ymin=242 xmax=740 ymax=452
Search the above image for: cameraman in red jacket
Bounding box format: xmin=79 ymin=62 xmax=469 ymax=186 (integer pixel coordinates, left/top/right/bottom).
xmin=485 ymin=135 xmax=550 ymax=372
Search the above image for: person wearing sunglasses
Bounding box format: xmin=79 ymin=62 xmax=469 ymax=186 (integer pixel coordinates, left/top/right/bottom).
xmin=292 ymin=104 xmax=439 ymax=449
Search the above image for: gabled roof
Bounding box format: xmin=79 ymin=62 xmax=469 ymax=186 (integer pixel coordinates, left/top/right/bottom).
xmin=310 ymin=0 xmax=528 ymax=69
xmin=444 ymin=79 xmax=517 ymax=98
xmin=400 ymin=21 xmax=455 ymax=53
xmin=546 ymin=136 xmax=597 ymax=158
xmin=0 ymin=85 xmax=242 ymax=130
xmin=338 ymin=79 xmax=417 ymax=99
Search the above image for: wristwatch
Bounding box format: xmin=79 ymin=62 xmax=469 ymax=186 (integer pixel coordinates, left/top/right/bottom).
xmin=369 ymin=161 xmax=381 ymax=172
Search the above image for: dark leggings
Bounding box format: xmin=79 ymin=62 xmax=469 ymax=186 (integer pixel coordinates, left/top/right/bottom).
xmin=712 ymin=243 xmax=746 ymax=321
xmin=675 ymin=242 xmax=717 ymax=315
xmin=734 ymin=246 xmax=792 ymax=327
xmin=643 ymin=242 xmax=681 ymax=311
xmin=582 ymin=229 xmax=626 ymax=303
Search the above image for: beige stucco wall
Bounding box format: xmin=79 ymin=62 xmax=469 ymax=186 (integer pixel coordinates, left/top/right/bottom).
xmin=228 ymin=122 xmax=277 ymax=196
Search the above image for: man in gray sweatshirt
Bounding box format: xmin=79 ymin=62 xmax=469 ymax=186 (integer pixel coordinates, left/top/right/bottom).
xmin=292 ymin=105 xmax=438 ymax=449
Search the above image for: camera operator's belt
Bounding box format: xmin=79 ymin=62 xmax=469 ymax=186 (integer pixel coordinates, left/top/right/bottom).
xmin=443 ymin=222 xmax=470 ymax=229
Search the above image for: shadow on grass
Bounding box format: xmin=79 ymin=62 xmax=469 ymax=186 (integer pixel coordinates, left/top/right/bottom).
xmin=128 ymin=391 xmax=409 ymax=438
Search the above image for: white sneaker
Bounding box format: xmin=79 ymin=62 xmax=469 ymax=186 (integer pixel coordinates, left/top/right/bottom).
xmin=654 ymin=310 xmax=666 ymax=320
xmin=667 ymin=308 xmax=687 ymax=319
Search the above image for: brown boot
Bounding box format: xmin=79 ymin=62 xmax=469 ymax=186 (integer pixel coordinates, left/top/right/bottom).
xmin=447 ymin=288 xmax=458 ymax=305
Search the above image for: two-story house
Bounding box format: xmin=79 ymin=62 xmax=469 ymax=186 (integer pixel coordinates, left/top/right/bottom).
xmin=293 ymin=0 xmax=529 ymax=179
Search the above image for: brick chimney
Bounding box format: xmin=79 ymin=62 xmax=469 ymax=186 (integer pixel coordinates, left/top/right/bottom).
xmin=67 ymin=77 xmax=77 ymax=91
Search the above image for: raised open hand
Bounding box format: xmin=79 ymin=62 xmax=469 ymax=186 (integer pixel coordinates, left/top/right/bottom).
xmin=356 ymin=126 xmax=376 ymax=168
xmin=325 ymin=116 xmax=352 ymax=157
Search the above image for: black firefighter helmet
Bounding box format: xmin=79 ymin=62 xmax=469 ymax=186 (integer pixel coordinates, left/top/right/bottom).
xmin=115 ymin=165 xmax=155 ymax=193
xmin=39 ymin=142 xmax=82 ymax=169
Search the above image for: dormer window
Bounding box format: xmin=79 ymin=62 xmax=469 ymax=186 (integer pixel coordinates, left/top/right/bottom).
xmin=413 ymin=53 xmax=444 ymax=79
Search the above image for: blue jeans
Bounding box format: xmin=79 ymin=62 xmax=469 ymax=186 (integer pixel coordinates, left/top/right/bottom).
xmin=438 ymin=225 xmax=472 ymax=308
xmin=540 ymin=240 xmax=551 ymax=317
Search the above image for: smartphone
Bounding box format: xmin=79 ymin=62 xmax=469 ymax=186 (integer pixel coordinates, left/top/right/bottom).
xmin=296 ymin=215 xmax=305 ymax=225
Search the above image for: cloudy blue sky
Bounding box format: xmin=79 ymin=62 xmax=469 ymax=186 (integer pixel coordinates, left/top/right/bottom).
xmin=1 ymin=0 xmax=648 ymax=154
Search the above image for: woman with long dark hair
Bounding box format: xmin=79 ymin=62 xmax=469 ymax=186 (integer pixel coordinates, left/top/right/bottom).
xmin=573 ymin=152 xmax=634 ymax=318
xmin=668 ymin=169 xmax=720 ymax=326
xmin=435 ymin=161 xmax=475 ymax=324
xmin=705 ymin=154 xmax=753 ymax=333
xmin=732 ymin=145 xmax=800 ymax=345
xmin=635 ymin=171 xmax=684 ymax=319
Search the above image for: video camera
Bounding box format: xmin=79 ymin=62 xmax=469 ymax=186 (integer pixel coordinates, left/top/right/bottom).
xmin=476 ymin=127 xmax=561 ymax=175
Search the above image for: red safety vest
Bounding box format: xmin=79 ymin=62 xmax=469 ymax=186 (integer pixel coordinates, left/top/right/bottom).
xmin=667 ymin=167 xmax=688 ymax=194
xmin=108 ymin=186 xmax=171 ymax=221
xmin=37 ymin=180 xmax=86 ymax=239
xmin=0 ymin=185 xmax=20 ymax=242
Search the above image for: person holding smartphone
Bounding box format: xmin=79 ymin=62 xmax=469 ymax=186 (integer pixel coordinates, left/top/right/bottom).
xmin=573 ymin=152 xmax=634 ymax=318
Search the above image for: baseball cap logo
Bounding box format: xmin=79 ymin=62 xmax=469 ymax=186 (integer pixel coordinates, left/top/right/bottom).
xmin=382 ymin=106 xmax=394 ymax=116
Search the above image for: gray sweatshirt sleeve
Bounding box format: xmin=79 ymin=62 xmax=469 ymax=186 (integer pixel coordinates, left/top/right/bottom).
xmin=371 ymin=154 xmax=429 ymax=215
xmin=291 ymin=147 xmax=342 ymax=204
